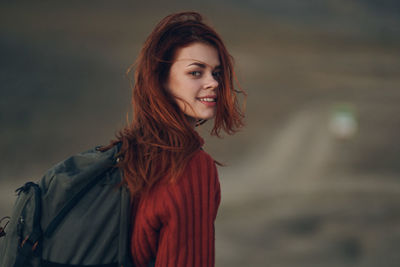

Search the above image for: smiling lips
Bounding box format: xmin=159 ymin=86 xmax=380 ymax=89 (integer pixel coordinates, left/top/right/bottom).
xmin=198 ymin=96 xmax=217 ymax=106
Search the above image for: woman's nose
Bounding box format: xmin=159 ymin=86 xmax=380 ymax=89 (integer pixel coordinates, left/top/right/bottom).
xmin=204 ymin=73 xmax=219 ymax=89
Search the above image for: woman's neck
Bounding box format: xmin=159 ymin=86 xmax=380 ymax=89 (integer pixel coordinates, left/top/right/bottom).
xmin=185 ymin=115 xmax=197 ymax=128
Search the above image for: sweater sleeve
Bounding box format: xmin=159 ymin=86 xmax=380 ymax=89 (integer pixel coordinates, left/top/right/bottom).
xmin=131 ymin=150 xmax=221 ymax=267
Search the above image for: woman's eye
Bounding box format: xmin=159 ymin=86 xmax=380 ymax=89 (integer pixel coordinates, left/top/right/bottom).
xmin=212 ymin=71 xmax=221 ymax=78
xmin=189 ymin=71 xmax=202 ymax=77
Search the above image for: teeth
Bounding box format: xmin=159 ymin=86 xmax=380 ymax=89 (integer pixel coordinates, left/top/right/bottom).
xmin=199 ymin=98 xmax=216 ymax=102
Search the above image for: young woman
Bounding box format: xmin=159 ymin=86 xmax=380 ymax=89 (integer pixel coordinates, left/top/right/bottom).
xmin=108 ymin=11 xmax=245 ymax=266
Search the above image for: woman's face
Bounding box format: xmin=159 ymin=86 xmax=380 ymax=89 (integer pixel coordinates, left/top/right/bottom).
xmin=166 ymin=42 xmax=221 ymax=124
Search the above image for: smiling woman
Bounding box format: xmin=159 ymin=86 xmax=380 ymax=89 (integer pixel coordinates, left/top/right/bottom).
xmin=166 ymin=42 xmax=221 ymax=124
xmin=101 ymin=11 xmax=246 ymax=267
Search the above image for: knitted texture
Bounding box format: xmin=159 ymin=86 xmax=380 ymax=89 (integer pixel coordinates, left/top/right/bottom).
xmin=131 ymin=149 xmax=221 ymax=267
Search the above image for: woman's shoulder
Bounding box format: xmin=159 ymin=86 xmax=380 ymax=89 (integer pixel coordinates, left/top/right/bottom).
xmin=189 ymin=148 xmax=216 ymax=168
xmin=179 ymin=148 xmax=219 ymax=186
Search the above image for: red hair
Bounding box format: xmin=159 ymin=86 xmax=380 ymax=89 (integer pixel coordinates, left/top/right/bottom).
xmin=104 ymin=12 xmax=245 ymax=198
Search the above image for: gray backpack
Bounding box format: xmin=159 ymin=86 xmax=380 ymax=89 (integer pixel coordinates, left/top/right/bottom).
xmin=0 ymin=143 xmax=136 ymax=267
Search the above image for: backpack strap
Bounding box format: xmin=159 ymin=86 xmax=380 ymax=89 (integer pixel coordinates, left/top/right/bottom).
xmin=0 ymin=216 xmax=10 ymax=237
xmin=13 ymin=182 xmax=42 ymax=267
xmin=118 ymin=182 xmax=133 ymax=267
xmin=43 ymin=167 xmax=111 ymax=238
xmin=44 ymin=145 xmax=121 ymax=239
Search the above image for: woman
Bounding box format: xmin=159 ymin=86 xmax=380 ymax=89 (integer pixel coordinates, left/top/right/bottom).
xmin=109 ymin=11 xmax=245 ymax=266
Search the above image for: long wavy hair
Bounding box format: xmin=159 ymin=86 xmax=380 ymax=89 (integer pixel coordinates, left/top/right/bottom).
xmin=103 ymin=11 xmax=245 ymax=198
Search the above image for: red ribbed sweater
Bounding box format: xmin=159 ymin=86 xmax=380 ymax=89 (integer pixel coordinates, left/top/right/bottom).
xmin=130 ymin=148 xmax=221 ymax=267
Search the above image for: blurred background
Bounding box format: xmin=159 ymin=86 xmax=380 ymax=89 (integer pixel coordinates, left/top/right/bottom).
xmin=1 ymin=0 xmax=400 ymax=266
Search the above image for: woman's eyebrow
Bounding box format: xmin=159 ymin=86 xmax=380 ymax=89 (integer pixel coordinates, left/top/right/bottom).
xmin=187 ymin=62 xmax=206 ymax=68
xmin=186 ymin=62 xmax=221 ymax=69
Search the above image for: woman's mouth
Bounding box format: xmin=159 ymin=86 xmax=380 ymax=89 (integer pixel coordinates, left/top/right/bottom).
xmin=198 ymin=97 xmax=217 ymax=106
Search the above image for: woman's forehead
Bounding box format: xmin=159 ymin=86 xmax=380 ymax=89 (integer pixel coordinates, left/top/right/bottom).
xmin=174 ymin=43 xmax=220 ymax=68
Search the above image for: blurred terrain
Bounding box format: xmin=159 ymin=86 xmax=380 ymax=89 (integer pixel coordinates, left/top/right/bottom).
xmin=1 ymin=0 xmax=400 ymax=266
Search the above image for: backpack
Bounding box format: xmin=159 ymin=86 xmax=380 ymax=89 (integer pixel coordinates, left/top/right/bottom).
xmin=0 ymin=143 xmax=136 ymax=267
